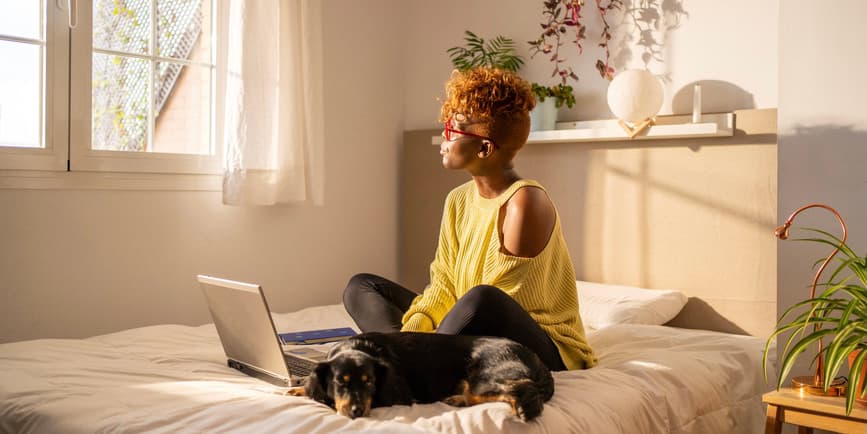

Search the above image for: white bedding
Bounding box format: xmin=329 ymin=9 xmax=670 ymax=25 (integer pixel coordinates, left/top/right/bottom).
xmin=0 ymin=304 xmax=767 ymax=434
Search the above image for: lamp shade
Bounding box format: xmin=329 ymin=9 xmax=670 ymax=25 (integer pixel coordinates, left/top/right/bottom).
xmin=607 ymin=69 xmax=664 ymax=123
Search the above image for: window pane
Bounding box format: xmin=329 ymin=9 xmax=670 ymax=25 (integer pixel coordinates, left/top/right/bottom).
xmin=93 ymin=0 xmax=151 ymax=55
xmin=92 ymin=53 xmax=149 ymax=151
xmin=0 ymin=41 xmax=41 ymax=148
xmin=157 ymin=0 xmax=210 ymax=63
xmin=0 ymin=0 xmax=41 ymax=40
xmin=153 ymin=61 xmax=211 ymax=154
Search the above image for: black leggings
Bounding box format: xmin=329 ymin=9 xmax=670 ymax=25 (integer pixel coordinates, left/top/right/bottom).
xmin=342 ymin=273 xmax=567 ymax=371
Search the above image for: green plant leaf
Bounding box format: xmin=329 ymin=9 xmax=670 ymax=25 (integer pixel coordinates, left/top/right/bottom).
xmin=777 ymin=328 xmax=838 ymax=390
xmin=828 ymin=257 xmax=861 ymax=284
xmin=796 ymin=227 xmax=867 ymax=280
xmin=763 ymin=315 xmax=839 ymax=383
xmin=447 ymin=30 xmax=524 ymax=72
xmin=845 ymin=349 xmax=866 ymax=415
xmin=823 ymin=321 xmax=864 ymax=387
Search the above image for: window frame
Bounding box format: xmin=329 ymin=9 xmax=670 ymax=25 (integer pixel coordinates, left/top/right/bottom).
xmin=68 ymin=0 xmax=222 ymax=176
xmin=0 ymin=0 xmax=69 ymax=172
xmin=0 ymin=0 xmax=224 ymax=187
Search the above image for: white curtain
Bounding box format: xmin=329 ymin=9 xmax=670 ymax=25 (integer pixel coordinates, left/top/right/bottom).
xmin=222 ymin=0 xmax=324 ymax=206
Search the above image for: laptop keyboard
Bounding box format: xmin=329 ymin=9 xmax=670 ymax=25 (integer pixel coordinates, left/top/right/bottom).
xmin=285 ymin=355 xmax=317 ymax=377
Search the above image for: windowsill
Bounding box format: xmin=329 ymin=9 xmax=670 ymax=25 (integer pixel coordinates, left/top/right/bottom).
xmin=0 ymin=170 xmax=222 ymax=191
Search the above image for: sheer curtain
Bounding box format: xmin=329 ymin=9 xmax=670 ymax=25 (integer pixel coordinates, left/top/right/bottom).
xmin=222 ymin=0 xmax=324 ymax=206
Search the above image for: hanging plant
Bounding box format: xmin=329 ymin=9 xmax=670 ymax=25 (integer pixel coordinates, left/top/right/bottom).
xmin=528 ymin=0 xmax=623 ymax=84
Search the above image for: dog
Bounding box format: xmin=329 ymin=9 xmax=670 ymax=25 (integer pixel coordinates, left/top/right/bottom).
xmin=287 ymin=331 xmax=554 ymax=421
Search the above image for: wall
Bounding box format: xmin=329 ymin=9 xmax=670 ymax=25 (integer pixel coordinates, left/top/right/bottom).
xmin=402 ymin=0 xmax=778 ymax=130
xmin=0 ymin=0 xmax=407 ymax=343
xmin=777 ymin=0 xmax=867 ymax=386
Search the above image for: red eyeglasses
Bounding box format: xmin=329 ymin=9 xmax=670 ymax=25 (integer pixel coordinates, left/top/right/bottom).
xmin=442 ymin=119 xmax=499 ymax=149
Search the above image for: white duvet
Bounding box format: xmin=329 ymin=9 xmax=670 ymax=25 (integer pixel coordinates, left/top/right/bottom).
xmin=0 ymin=304 xmax=767 ymax=434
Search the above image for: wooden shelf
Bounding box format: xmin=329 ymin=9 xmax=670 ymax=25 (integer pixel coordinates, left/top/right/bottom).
xmin=430 ymin=112 xmax=734 ymax=145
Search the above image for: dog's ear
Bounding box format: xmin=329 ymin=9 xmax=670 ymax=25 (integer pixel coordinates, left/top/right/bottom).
xmin=304 ymin=362 xmax=333 ymax=407
xmin=373 ymin=359 xmax=411 ymax=406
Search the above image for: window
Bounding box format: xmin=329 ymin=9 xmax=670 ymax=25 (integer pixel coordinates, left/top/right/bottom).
xmin=0 ymin=0 xmax=68 ymax=171
xmin=0 ymin=0 xmax=221 ymax=180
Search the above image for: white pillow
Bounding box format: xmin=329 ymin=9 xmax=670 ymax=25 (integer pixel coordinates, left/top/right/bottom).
xmin=577 ymin=280 xmax=688 ymax=329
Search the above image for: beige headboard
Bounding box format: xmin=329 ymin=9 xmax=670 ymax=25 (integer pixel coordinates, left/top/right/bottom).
xmin=399 ymin=108 xmax=777 ymax=337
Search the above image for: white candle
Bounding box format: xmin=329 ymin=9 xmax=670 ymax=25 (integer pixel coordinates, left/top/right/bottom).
xmin=692 ymin=84 xmax=702 ymax=123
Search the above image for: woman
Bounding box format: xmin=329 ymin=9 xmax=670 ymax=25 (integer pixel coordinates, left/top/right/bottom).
xmin=343 ymin=67 xmax=595 ymax=371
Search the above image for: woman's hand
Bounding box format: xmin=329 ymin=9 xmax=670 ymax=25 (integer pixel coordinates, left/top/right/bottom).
xmin=400 ymin=313 xmax=435 ymax=332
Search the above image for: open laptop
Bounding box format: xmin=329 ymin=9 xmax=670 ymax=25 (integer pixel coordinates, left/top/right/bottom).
xmin=197 ymin=275 xmax=329 ymax=387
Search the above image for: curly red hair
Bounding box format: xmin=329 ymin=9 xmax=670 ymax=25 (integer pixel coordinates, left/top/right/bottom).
xmin=439 ymin=68 xmax=536 ymax=125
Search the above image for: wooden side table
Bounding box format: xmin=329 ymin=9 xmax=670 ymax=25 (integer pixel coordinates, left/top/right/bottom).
xmin=763 ymin=388 xmax=866 ymax=434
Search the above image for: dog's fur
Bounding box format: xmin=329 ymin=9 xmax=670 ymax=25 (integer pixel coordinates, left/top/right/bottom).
xmin=287 ymin=332 xmax=554 ymax=420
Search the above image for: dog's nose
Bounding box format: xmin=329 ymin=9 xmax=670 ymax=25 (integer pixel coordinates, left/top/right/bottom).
xmin=350 ymin=404 xmax=364 ymax=418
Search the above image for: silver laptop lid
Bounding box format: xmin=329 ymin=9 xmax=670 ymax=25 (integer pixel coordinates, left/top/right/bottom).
xmin=197 ymin=275 xmax=292 ymax=382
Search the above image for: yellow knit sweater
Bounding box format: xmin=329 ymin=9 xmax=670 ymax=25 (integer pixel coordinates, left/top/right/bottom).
xmin=400 ymin=179 xmax=596 ymax=370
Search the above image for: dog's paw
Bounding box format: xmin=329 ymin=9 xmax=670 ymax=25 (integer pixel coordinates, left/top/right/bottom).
xmin=442 ymin=394 xmax=468 ymax=407
xmin=285 ymin=387 xmax=307 ymax=397
xmin=512 ymin=401 xmax=527 ymax=421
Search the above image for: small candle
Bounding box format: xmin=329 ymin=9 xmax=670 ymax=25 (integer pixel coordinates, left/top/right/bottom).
xmin=692 ymin=84 xmax=702 ymax=123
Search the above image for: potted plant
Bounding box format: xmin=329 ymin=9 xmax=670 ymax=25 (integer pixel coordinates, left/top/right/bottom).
xmin=447 ymin=30 xmax=524 ymax=72
xmin=529 ymin=82 xmax=576 ymax=131
xmin=762 ymin=207 xmax=867 ymax=415
xmin=531 ymin=82 xmax=576 ymax=110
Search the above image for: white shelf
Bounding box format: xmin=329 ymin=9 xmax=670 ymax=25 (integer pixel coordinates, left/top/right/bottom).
xmin=430 ymin=112 xmax=734 ymax=145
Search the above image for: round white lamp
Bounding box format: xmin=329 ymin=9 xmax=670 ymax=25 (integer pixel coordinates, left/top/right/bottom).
xmin=607 ymin=69 xmax=663 ymax=137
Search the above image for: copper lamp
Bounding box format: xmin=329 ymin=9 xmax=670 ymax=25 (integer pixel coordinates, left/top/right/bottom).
xmin=775 ymin=203 xmax=848 ymax=396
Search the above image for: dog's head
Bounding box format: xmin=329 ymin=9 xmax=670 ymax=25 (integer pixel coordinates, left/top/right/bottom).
xmin=304 ymin=348 xmax=392 ymax=419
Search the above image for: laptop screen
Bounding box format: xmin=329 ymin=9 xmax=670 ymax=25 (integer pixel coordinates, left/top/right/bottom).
xmin=198 ymin=275 xmax=291 ymax=380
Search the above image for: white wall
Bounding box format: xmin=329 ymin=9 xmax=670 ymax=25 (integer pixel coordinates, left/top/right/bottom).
xmin=0 ymin=0 xmax=407 ymax=343
xmin=777 ymin=0 xmax=867 ymax=386
xmin=403 ymin=0 xmax=777 ymax=130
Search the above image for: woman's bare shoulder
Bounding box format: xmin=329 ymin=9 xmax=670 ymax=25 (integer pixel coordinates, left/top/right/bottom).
xmin=501 ymin=186 xmax=555 ymax=257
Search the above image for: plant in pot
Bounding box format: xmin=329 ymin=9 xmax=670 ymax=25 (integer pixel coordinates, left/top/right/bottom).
xmin=763 ymin=204 xmax=867 ymax=415
xmin=447 ymin=30 xmax=524 ymax=73
xmin=529 ymin=82 xmax=576 ymax=131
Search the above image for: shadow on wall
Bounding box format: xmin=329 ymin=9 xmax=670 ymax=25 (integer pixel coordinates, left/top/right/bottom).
xmin=665 ymin=298 xmax=749 ymax=335
xmin=611 ymin=0 xmax=688 ymax=74
xmin=671 ymin=80 xmax=756 ymax=115
xmin=778 ymin=124 xmax=867 ymax=247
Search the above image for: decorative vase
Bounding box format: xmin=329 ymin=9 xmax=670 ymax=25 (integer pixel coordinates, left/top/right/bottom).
xmin=530 ymin=98 xmax=557 ymax=131
xmin=606 ymin=69 xmax=664 ymax=123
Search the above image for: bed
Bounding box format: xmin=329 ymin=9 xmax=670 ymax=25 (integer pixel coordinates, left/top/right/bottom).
xmin=0 ymin=282 xmax=769 ymax=434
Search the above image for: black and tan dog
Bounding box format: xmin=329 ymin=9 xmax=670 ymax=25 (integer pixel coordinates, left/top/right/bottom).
xmin=287 ymin=332 xmax=554 ymax=420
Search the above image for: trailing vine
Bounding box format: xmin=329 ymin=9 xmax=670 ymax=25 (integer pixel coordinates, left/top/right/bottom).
xmin=528 ymin=0 xmax=623 ymax=84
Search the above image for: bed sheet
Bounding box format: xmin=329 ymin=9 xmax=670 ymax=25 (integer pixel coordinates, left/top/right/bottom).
xmin=0 ymin=304 xmax=767 ymax=434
